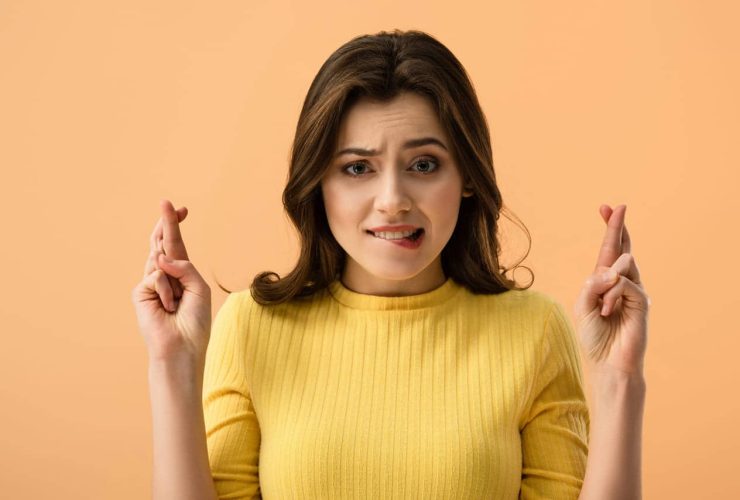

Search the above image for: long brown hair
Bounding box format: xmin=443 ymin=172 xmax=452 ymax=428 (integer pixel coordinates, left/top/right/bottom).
xmin=216 ymin=29 xmax=533 ymax=305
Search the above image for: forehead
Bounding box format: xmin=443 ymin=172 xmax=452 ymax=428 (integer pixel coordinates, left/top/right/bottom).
xmin=336 ymin=92 xmax=446 ymax=146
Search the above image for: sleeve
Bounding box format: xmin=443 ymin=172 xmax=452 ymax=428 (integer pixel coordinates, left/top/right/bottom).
xmin=202 ymin=292 xmax=262 ymax=499
xmin=519 ymin=299 xmax=590 ymax=500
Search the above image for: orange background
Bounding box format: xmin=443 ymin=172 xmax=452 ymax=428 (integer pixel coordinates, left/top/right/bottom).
xmin=1 ymin=1 xmax=737 ymax=497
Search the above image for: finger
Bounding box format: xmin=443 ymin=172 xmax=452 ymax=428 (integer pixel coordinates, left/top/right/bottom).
xmin=604 ymin=204 xmax=633 ymax=255
xmin=157 ymin=253 xmax=210 ymax=299
xmin=143 ymin=249 xmax=158 ymax=278
xmin=149 ymin=204 xmax=188 ymax=298
xmin=607 ymin=252 xmax=642 ymax=285
xmin=153 ymin=269 xmax=177 ymax=312
xmin=600 ymin=275 xmax=650 ymax=316
xmin=135 ymin=267 xmax=176 ymax=312
xmin=595 ymin=204 xmax=626 ymax=271
xmin=154 ymin=245 xmax=184 ymax=299
xmin=150 ymin=206 xmax=188 ymax=254
xmin=143 ymin=249 xmax=185 ymax=303
xmin=170 ymin=275 xmax=184 ymax=300
xmin=160 ymin=199 xmax=189 ymax=261
xmin=599 ymin=204 xmax=613 ymax=224
xmin=150 ymin=217 xmax=163 ymax=254
xmin=166 ymin=272 xmax=184 ymax=302
xmin=623 ymin=224 xmax=632 ymax=255
xmin=575 ymin=268 xmax=622 ymax=318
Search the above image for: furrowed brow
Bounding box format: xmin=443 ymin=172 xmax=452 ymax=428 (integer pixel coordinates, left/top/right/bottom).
xmin=334 ymin=137 xmax=448 ymax=158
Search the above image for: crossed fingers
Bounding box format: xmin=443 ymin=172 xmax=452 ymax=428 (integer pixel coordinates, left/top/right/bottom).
xmin=143 ymin=201 xmax=189 ymax=299
xmin=595 ymin=204 xmax=630 ymax=270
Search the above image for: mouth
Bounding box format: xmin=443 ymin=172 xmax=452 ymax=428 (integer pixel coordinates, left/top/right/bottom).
xmin=366 ymin=228 xmax=425 ymax=241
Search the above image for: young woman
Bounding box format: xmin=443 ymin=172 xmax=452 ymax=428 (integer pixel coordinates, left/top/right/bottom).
xmin=133 ymin=30 xmax=649 ymax=500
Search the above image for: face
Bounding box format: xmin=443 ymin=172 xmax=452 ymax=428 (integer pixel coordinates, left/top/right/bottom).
xmin=320 ymin=91 xmax=472 ymax=295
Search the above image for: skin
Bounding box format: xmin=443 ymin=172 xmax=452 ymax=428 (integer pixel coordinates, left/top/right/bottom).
xmin=575 ymin=203 xmax=649 ymax=500
xmin=143 ymin=203 xmax=649 ymax=372
xmin=141 ymin=109 xmax=649 ymax=500
xmin=145 ymin=201 xmax=188 ymax=305
xmin=575 ymin=203 xmax=650 ymax=375
xmin=133 ymin=201 xmax=219 ymax=500
xmin=320 ymin=91 xmax=473 ymax=297
xmin=135 ymin=199 xmax=211 ymax=363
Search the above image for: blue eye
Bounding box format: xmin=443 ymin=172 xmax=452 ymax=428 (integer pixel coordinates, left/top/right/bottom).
xmin=342 ymin=156 xmax=440 ymax=177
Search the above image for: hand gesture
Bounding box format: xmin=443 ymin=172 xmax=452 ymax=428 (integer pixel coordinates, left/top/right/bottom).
xmin=574 ymin=204 xmax=651 ymax=375
xmin=131 ymin=200 xmax=212 ymax=364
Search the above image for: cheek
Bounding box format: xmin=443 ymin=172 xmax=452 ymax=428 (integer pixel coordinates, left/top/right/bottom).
xmin=425 ymin=183 xmax=463 ymax=230
xmin=322 ymin=183 xmax=361 ymax=231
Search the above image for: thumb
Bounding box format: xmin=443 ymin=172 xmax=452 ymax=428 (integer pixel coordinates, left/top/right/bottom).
xmin=157 ymin=254 xmax=209 ymax=297
xmin=575 ymin=269 xmax=620 ymax=317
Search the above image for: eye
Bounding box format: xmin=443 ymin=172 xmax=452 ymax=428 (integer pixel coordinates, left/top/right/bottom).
xmin=342 ymin=161 xmax=372 ymax=176
xmin=410 ymin=156 xmax=439 ymax=174
xmin=341 ymin=156 xmax=440 ymax=177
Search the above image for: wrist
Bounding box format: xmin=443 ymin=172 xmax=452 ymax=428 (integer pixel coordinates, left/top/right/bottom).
xmin=588 ymin=366 xmax=646 ymax=413
xmin=148 ymin=355 xmax=205 ymax=391
xmin=589 ymin=364 xmax=645 ymax=384
xmin=149 ymin=349 xmax=205 ymax=371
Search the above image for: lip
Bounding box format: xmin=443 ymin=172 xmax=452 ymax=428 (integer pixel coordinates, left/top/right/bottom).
xmin=367 ymin=224 xmax=421 ymax=232
xmin=368 ymin=228 xmax=425 ymax=249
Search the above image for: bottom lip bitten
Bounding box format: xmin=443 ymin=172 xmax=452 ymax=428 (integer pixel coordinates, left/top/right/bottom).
xmin=367 ymin=228 xmax=424 ymax=240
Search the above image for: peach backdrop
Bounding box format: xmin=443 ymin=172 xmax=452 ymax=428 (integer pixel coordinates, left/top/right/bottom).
xmin=1 ymin=0 xmax=737 ymax=497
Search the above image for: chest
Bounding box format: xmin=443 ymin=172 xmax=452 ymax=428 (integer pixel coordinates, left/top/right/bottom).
xmin=245 ymin=320 xmax=536 ymax=498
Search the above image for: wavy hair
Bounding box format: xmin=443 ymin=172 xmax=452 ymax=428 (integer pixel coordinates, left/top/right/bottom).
xmin=216 ymin=29 xmax=533 ymax=304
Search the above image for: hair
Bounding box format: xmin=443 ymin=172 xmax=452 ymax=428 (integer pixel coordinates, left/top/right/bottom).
xmin=215 ymin=29 xmax=533 ymax=305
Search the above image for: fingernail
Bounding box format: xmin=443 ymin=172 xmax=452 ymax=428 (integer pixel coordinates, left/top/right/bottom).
xmin=601 ymin=304 xmax=609 ymax=316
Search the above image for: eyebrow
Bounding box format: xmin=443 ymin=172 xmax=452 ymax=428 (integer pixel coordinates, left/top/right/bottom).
xmin=334 ymin=137 xmax=449 ymax=158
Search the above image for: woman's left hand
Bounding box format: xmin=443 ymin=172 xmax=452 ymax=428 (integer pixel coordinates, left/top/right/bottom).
xmin=574 ymin=204 xmax=651 ymax=375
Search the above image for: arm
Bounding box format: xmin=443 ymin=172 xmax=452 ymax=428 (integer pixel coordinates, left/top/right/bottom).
xmin=519 ymin=300 xmax=590 ymax=499
xmin=578 ymin=369 xmax=645 ymax=500
xmin=201 ymin=292 xmax=262 ymax=499
xmin=572 ymin=203 xmax=650 ymax=499
xmin=149 ymin=356 xmax=219 ymax=500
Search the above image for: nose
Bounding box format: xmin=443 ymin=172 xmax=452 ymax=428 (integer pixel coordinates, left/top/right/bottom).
xmin=373 ymin=169 xmax=411 ymax=215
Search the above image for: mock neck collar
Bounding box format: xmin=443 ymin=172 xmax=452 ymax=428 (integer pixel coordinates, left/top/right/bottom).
xmin=327 ymin=276 xmax=461 ymax=311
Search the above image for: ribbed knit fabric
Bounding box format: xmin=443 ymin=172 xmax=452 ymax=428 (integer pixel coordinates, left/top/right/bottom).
xmin=202 ymin=277 xmax=590 ymax=499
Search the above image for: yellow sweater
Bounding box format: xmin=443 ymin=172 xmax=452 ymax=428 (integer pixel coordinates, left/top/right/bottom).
xmin=202 ymin=277 xmax=589 ymax=499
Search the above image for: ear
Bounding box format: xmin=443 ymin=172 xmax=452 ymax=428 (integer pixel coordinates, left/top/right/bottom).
xmin=462 ymin=184 xmax=474 ymax=197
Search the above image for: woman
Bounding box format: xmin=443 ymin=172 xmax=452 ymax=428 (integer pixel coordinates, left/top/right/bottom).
xmin=133 ymin=30 xmax=649 ymax=499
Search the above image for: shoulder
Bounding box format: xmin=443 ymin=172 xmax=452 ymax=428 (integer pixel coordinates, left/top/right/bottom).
xmin=221 ymin=285 xmax=330 ymax=322
xmin=455 ymin=285 xmax=572 ymax=348
xmin=458 ymin=284 xmax=563 ymax=319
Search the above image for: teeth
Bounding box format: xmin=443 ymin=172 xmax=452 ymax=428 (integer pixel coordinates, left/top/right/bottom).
xmin=373 ymin=230 xmax=417 ymax=240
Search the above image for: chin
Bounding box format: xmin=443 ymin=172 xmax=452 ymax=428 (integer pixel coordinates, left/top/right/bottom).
xmin=358 ymin=258 xmax=433 ymax=282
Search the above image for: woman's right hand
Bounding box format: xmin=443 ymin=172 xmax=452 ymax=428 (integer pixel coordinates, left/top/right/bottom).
xmin=131 ymin=199 xmax=212 ymax=364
